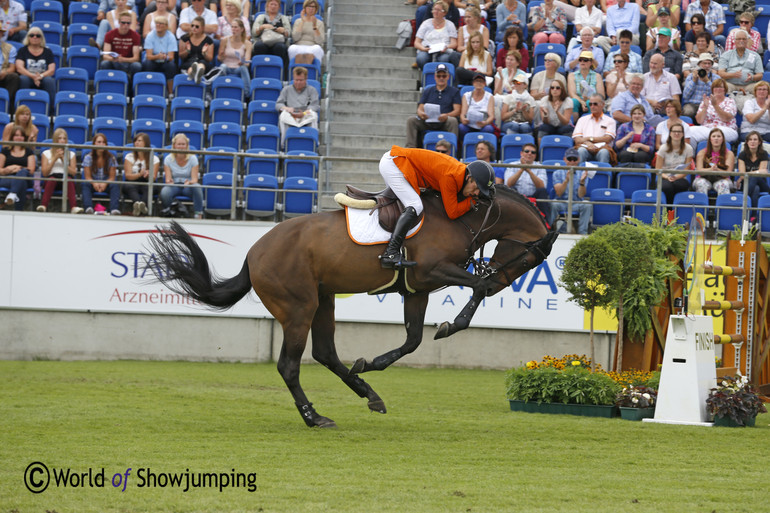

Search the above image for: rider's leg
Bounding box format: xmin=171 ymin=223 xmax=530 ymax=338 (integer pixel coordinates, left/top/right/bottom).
xmin=378 ymin=151 xmax=423 ymax=269
xmin=380 ymin=206 xmax=419 ymax=268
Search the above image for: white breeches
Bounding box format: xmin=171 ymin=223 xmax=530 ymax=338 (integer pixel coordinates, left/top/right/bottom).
xmin=379 ymin=151 xmax=424 ymax=215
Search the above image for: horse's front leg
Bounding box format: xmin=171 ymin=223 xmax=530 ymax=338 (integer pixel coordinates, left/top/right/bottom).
xmin=349 ymin=292 xmax=429 ymax=374
xmin=434 ymin=287 xmax=486 ymax=340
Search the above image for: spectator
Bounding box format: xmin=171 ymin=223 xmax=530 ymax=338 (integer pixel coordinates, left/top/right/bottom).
xmin=741 ymin=81 xmax=770 ymax=143
xmin=611 ymin=75 xmax=661 ymax=127
xmin=655 ymin=122 xmax=693 ymax=204
xmin=142 ymin=0 xmax=178 ymax=39
xmin=459 ymin=73 xmax=495 ymax=139
xmin=604 ymin=30 xmax=643 ymax=78
xmin=693 ymin=128 xmax=735 ymax=196
xmin=683 ymin=14 xmax=714 ymax=54
xmin=504 ymin=142 xmax=550 ymax=219
xmin=494 ymin=49 xmax=522 ymax=97
xmin=406 ymin=63 xmax=461 ymax=147
xmin=690 ymin=79 xmax=738 ymax=146
xmin=457 ymin=8 xmax=489 ymax=57
xmin=572 ymin=95 xmax=616 ymax=164
xmin=98 ymin=0 xmax=135 ymax=23
xmin=93 ymin=0 xmax=137 ymax=49
xmin=37 ymin=128 xmax=82 ymax=214
xmin=99 ymin=10 xmax=142 ymax=80
xmin=217 ymin=0 xmax=249 ymax=40
xmin=683 ymin=32 xmax=715 ymax=79
xmin=530 ymin=52 xmax=566 ymax=101
xmin=646 ymin=0 xmax=680 ymax=29
xmin=500 ymin=71 xmax=535 ymax=135
xmin=717 ymin=29 xmax=763 ymax=95
xmin=276 ymin=66 xmax=320 ymax=144
xmin=15 ymin=27 xmax=55 ymax=113
xmin=567 ymin=50 xmax=604 ymax=116
xmin=82 ymin=132 xmax=121 ymax=215
xmin=3 ymin=104 xmax=36 ymax=142
xmin=434 ymin=139 xmax=453 ymax=155
xmin=655 ymin=99 xmax=692 ymax=150
xmin=725 ymin=12 xmax=761 ymax=53
xmin=528 ymin=0 xmax=567 ymax=48
xmin=0 ymin=0 xmax=26 ymax=43
xmin=684 ymin=0 xmax=725 ymax=48
xmin=565 ymin=27 xmax=605 ymax=74
xmin=0 ymin=40 xmax=19 ymax=108
xmin=596 ymin=0 xmax=641 ymax=53
xmin=457 ymin=31 xmax=493 ymax=85
xmin=535 ymin=79 xmax=573 ymax=141
xmin=571 ymin=0 xmax=603 ymax=48
xmin=415 ymin=0 xmax=461 ymax=31
xmin=645 ymin=9 xmax=680 ymax=52
xmin=289 ymin=0 xmax=325 ymax=65
xmin=124 ymin=132 xmax=160 ymax=217
xmin=642 ymin=28 xmax=683 ymax=80
xmin=642 ymin=53 xmax=681 ymax=116
xmin=548 ymin=147 xmax=592 ymax=234
xmin=178 ymin=0 xmax=218 ymax=38
xmin=252 ymin=0 xmax=290 ymax=64
xmin=473 ymin=140 xmax=503 ymax=182
xmin=219 ymin=0 xmax=250 ymax=19
xmin=495 ymin=26 xmax=527 ymax=71
xmin=414 ymin=1 xmax=457 ymax=70
xmin=142 ymin=15 xmax=178 ymax=95
xmin=605 ymin=53 xmax=632 ymax=100
xmin=737 ymin=131 xmax=770 ymax=211
xmin=0 ymin=123 xmax=33 ymax=210
xmin=682 ymin=53 xmax=715 ymax=118
xmin=614 ymin=104 xmax=655 ymax=165
xmin=495 ymin=0 xmax=526 ymax=41
xmin=217 ymin=18 xmax=251 ymax=89
xmin=161 ymin=133 xmax=203 ymax=219
xmin=179 ymin=16 xmax=214 ymax=83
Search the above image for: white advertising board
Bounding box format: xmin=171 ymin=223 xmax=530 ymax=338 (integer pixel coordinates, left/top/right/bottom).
xmin=1 ymin=212 xmax=585 ymax=331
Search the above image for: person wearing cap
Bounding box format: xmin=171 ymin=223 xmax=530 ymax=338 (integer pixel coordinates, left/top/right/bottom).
xmin=717 ymin=29 xmax=763 ymax=95
xmin=683 ymin=32 xmax=717 ymax=80
xmin=564 ymin=27 xmax=604 ymax=74
xmin=500 ymin=70 xmax=536 ymax=134
xmin=645 ymin=9 xmax=680 ymax=52
xmin=548 ymin=147 xmax=592 ymax=234
xmin=682 ymin=53 xmax=715 ymax=118
xmin=725 ymin=12 xmax=761 ymax=53
xmin=646 ymin=0 xmax=680 ymax=30
xmin=504 ymin=142 xmax=551 ymax=219
xmin=460 ymin=72 xmax=496 ymax=139
xmin=377 ymin=146 xmax=494 ymax=268
xmin=572 ymin=95 xmax=616 ymax=166
xmin=684 ymin=0 xmax=725 ymax=49
xmin=405 ymin=63 xmax=461 ymax=148
xmin=595 ymin=0 xmax=640 ymax=54
xmin=567 ymin=50 xmax=605 ymax=115
xmin=642 ymin=27 xmax=683 ymax=80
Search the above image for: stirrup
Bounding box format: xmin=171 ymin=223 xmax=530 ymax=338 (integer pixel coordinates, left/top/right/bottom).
xmin=380 ymin=251 xmax=417 ymax=269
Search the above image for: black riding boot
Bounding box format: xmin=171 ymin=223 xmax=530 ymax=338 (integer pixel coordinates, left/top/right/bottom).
xmin=380 ymin=206 xmax=419 ymax=269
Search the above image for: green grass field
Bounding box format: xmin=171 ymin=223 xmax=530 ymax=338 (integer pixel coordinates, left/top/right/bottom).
xmin=1 ymin=360 xmax=768 ymax=513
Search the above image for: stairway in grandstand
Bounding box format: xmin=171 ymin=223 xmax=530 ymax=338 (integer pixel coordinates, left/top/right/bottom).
xmin=322 ymin=0 xmax=419 ymax=205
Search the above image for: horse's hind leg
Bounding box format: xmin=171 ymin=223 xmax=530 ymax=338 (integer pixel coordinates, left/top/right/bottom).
xmin=311 ymin=294 xmax=387 ymax=414
xmin=349 ymin=292 xmax=430 ymax=374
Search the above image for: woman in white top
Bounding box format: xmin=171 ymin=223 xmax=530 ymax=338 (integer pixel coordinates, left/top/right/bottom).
xmin=414 ymin=0 xmax=458 ymax=69
xmin=456 ymin=31 xmax=493 ymax=85
xmin=38 ymin=128 xmax=82 ymax=214
xmin=124 ymin=132 xmax=160 ymax=216
xmin=161 ymin=133 xmax=203 ymax=219
xmin=741 ymin=81 xmax=770 ymax=143
xmin=459 ymin=73 xmax=495 ymax=140
xmin=457 ymin=7 xmax=490 ymax=55
xmin=655 ymin=121 xmax=693 ymax=204
xmin=217 ymin=18 xmax=252 ymax=92
xmin=655 ymin=99 xmax=692 ymax=150
xmin=288 ymin=0 xmax=325 ymax=64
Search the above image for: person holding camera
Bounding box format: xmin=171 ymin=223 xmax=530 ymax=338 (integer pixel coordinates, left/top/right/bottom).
xmin=682 ymin=53 xmax=715 ymax=118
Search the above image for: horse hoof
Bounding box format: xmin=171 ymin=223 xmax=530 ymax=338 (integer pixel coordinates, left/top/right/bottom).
xmin=368 ymin=399 xmax=387 ymax=414
xmin=315 ymin=416 xmax=337 ymax=428
xmin=434 ymin=322 xmax=451 ymax=340
xmin=349 ymin=358 xmax=367 ymax=375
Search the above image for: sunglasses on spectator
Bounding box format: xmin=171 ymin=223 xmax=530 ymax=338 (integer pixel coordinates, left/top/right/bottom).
xmin=120 ymin=20 xmax=131 ymax=25
xmin=191 ymin=24 xmax=201 ymax=27
xmin=550 ymin=85 xmax=561 ymax=89
xmin=544 ymin=58 xmax=557 ymax=63
xmin=435 ymin=148 xmax=449 ymax=154
xmin=740 ymin=20 xmax=751 ymax=24
xmin=29 ymin=33 xmax=42 ymax=37
xmin=579 ymin=58 xmax=591 ymax=62
xmin=566 ymin=158 xmax=579 ymax=162
xmin=588 ymin=102 xmax=601 ymax=106
xmin=521 ymin=149 xmax=536 ymax=154
xmin=691 ymin=20 xmax=702 ymax=24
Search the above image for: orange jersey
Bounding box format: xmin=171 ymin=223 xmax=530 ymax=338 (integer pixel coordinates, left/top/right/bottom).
xmin=389 ymin=146 xmax=473 ymax=219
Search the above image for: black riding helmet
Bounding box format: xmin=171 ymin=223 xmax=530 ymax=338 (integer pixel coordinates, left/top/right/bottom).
xmin=466 ymin=160 xmax=495 ymax=199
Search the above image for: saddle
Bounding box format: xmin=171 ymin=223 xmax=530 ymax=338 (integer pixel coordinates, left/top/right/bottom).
xmin=336 ymin=186 xmax=424 ymax=233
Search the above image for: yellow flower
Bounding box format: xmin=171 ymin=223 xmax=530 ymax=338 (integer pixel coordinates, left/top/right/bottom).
xmin=571 ymin=360 xmax=581 ymax=366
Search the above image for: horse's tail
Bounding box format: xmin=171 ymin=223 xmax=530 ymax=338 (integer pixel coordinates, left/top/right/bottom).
xmin=147 ymin=221 xmax=252 ymax=310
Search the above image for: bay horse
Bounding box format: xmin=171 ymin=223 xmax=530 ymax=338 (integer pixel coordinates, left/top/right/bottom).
xmin=147 ymin=186 xmax=557 ymax=427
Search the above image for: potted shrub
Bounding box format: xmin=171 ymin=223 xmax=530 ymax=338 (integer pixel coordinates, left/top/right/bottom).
xmin=615 ymin=386 xmax=657 ymax=421
xmin=706 ymin=375 xmax=767 ymax=427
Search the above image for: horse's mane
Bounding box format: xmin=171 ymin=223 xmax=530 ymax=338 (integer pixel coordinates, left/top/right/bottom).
xmin=420 ymin=186 xmax=546 ymax=227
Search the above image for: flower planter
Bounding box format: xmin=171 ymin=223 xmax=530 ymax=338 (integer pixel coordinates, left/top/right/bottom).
xmin=509 ymin=400 xmax=618 ymax=418
xmin=619 ymin=406 xmax=655 ymax=421
xmin=712 ymin=415 xmax=757 ymax=428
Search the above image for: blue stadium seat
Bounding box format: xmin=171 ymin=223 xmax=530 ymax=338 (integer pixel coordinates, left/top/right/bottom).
xmin=204 ymin=147 xmax=237 ymax=174
xmin=210 ymin=98 xmax=243 ymax=125
xmin=533 ymin=43 xmax=566 ymax=68
xmin=170 ymin=96 xmax=204 ymax=123
xmin=92 ymin=117 xmax=128 ymax=147
xmin=202 ymin=171 xmax=234 ymax=217
xmin=172 ymin=74 xmax=205 ymax=100
xmin=715 ymin=193 xmax=749 ymax=233
xmin=211 ymin=75 xmax=245 ymax=101
xmin=250 ymin=78 xmax=283 ymax=102
xmin=53 ymin=115 xmax=89 ymax=145
xmin=246 ymin=124 xmax=280 ymax=151
xmin=54 ymin=90 xmax=88 ymax=117
xmin=501 ymin=133 xmax=535 ymax=162
xmin=244 ymin=148 xmax=280 ymax=177
xmin=67 ymin=23 xmax=98 ymax=47
xmin=590 ymin=188 xmax=625 ymax=226
xmin=283 ymin=176 xmax=317 ymax=217
xmin=631 ymin=189 xmax=660 ymax=224
xmin=423 ymin=131 xmax=457 ymax=155
xmin=16 ymin=88 xmax=50 ymax=115
xmin=244 ymin=174 xmax=279 ymax=218
xmin=759 ymin=195 xmax=770 ymax=234
xmin=0 ymin=88 xmax=9 ymax=113
xmin=0 ymin=112 xmax=10 ymax=133
xmin=248 ymin=100 xmax=279 ymax=126
xmin=584 ymin=169 xmax=613 ymax=196
xmin=288 ymin=57 xmax=321 ymax=81
xmin=68 ymin=1 xmax=99 ymax=24
xmin=422 ymin=61 xmax=455 ymax=88
xmin=66 ymin=45 xmax=100 ymax=79
xmin=169 ymin=120 xmax=204 ymax=150
xmin=284 ymin=126 xmax=318 ymax=153
xmin=55 ymin=67 xmax=88 ymax=93
xmin=616 ymin=172 xmax=651 ymax=200
xmin=462 ymin=132 xmax=497 ymax=160
xmin=539 ymin=135 xmax=574 ymax=161
xmin=133 ymin=94 xmax=167 ymax=122
xmin=208 ymin=122 xmax=241 ymax=150
xmin=31 ymin=0 xmax=64 ymax=23
xmin=131 ymin=118 xmax=166 ymax=148
xmin=31 ymin=113 xmax=49 ymax=141
xmin=133 ymin=72 xmax=166 ymax=97
xmin=251 ymin=54 xmax=284 ymax=81
xmin=284 ymin=150 xmax=318 ymax=179
xmin=95 ymin=69 xmax=129 ymax=95
xmin=30 ymin=21 xmax=63 ymax=46
xmin=673 ymin=191 xmax=709 ymax=225
xmin=48 ymin=43 xmax=62 ymax=69
xmin=93 ymin=92 xmax=128 ymax=119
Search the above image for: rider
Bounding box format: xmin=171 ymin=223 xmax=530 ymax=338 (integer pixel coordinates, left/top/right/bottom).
xmin=378 ymin=145 xmax=496 ymax=269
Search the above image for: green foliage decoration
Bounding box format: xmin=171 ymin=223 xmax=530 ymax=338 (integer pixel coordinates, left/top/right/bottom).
xmin=505 ymin=366 xmax=622 ymax=406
